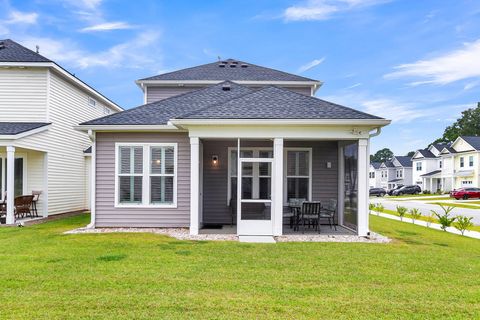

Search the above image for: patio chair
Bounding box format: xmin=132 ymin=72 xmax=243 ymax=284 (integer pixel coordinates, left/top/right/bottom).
xmin=31 ymin=191 xmax=42 ymax=217
xmin=286 ymin=198 xmax=306 ymax=229
xmin=298 ymin=201 xmax=322 ymax=234
xmin=320 ymin=199 xmax=337 ymax=231
xmin=14 ymin=195 xmax=34 ymax=219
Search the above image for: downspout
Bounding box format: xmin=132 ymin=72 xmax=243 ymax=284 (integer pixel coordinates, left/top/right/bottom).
xmin=369 ymin=127 xmax=382 ymax=138
xmin=87 ymin=130 xmax=96 ymax=229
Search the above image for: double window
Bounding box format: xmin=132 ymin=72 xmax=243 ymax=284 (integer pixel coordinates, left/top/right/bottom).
xmin=416 ymin=162 xmax=422 ymax=171
xmin=116 ymin=144 xmax=177 ymax=207
xmin=285 ymin=149 xmax=311 ymax=202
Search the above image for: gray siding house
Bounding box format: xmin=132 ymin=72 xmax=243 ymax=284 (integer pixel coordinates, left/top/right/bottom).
xmin=78 ymin=59 xmax=390 ymax=240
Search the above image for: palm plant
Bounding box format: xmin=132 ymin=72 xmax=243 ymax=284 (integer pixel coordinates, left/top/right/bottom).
xmin=376 ymin=204 xmax=384 ymax=216
xmin=409 ymin=208 xmax=422 ymax=224
xmin=454 ymin=216 xmax=474 ymax=235
xmin=432 ymin=205 xmax=456 ymax=231
xmin=396 ymin=206 xmax=408 ymax=221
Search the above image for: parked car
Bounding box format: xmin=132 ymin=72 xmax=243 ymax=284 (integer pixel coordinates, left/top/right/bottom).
xmin=450 ymin=187 xmax=480 ymax=200
xmin=387 ymin=185 xmax=404 ymax=196
xmin=369 ymin=188 xmax=386 ymax=197
xmin=391 ymin=185 xmax=421 ymax=196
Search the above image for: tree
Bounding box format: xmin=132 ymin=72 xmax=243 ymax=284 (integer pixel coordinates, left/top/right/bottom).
xmin=406 ymin=151 xmax=415 ymax=157
xmin=370 ymin=148 xmax=393 ymax=162
xmin=439 ymin=102 xmax=480 ymax=142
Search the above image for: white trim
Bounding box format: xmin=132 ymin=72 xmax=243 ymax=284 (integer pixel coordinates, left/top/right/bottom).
xmin=136 ymin=79 xmax=322 ymax=87
xmin=6 ymin=146 xmax=14 ymax=224
xmin=273 ymin=138 xmax=284 ymax=236
xmin=357 ymin=139 xmax=369 ymax=236
xmin=171 ymin=118 xmax=391 ymax=126
xmin=0 ymin=124 xmax=51 ymax=140
xmin=190 ymin=137 xmax=200 ymax=235
xmin=0 ymin=62 xmax=122 ymax=112
xmin=42 ymin=152 xmax=49 ymax=218
xmin=283 ymin=148 xmax=313 ymax=205
xmin=114 ymin=142 xmax=178 ymax=209
xmin=75 ymin=125 xmax=183 ymax=132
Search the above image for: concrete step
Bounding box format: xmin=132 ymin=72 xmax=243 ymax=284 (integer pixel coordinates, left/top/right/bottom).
xmin=238 ymin=235 xmax=276 ymax=243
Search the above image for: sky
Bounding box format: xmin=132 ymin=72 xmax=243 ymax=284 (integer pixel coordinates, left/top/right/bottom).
xmin=1 ymin=0 xmax=479 ymax=155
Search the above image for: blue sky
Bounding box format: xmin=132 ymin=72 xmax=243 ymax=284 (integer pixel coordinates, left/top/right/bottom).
xmin=1 ymin=0 xmax=480 ymax=155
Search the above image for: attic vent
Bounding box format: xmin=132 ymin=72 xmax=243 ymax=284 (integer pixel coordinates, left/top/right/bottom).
xmin=222 ymin=84 xmax=231 ymax=91
xmin=241 ymin=64 xmax=248 ymax=68
xmin=218 ymin=64 xmax=226 ymax=68
xmin=229 ymin=64 xmax=237 ymax=68
xmin=230 ymin=61 xmax=238 ymax=64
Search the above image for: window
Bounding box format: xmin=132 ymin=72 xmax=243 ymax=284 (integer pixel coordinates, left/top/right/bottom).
xmin=103 ymin=106 xmax=111 ymax=115
xmin=88 ymin=97 xmax=97 ymax=107
xmin=461 ymin=180 xmax=473 ymax=186
xmin=286 ymin=149 xmax=311 ymax=202
xmin=116 ymin=143 xmax=177 ymax=207
xmin=369 ymin=172 xmax=375 ymax=179
xmin=416 ymin=162 xmax=422 ymax=171
xmin=469 ymin=156 xmax=474 ymax=167
xmin=439 ymin=160 xmax=442 ymax=169
xmin=460 ymin=157 xmax=464 ymax=168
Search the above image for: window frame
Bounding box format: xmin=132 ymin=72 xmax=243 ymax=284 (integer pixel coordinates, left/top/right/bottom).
xmin=283 ymin=147 xmax=313 ymax=205
xmin=469 ymin=155 xmax=474 ymax=167
xmin=460 ymin=157 xmax=464 ymax=168
xmin=114 ymin=143 xmax=177 ymax=208
xmin=416 ymin=162 xmax=422 ymax=171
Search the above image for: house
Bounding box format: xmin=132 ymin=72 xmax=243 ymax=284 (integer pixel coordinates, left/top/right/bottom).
xmin=0 ymin=39 xmax=122 ymax=224
xmin=78 ymin=59 xmax=390 ymax=240
xmin=448 ymin=136 xmax=480 ymax=189
xmin=369 ymin=162 xmax=381 ymax=188
xmin=378 ymin=160 xmax=395 ymax=189
xmin=390 ymin=156 xmax=413 ymax=187
xmin=412 ymin=143 xmax=446 ymax=192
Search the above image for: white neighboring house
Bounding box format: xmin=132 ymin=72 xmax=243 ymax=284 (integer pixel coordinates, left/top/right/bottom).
xmin=0 ymin=39 xmax=122 ymax=224
xmin=412 ymin=143 xmax=449 ymax=192
xmin=369 ymin=162 xmax=381 ymax=188
xmin=379 ymin=161 xmax=396 ymax=189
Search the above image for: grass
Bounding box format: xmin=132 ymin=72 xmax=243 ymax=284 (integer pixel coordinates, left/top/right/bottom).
xmin=426 ymin=202 xmax=480 ymax=210
xmin=374 ymin=208 xmax=480 ymax=232
xmin=0 ymin=214 xmax=479 ymax=319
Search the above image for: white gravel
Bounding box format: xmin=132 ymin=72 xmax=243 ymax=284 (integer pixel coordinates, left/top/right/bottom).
xmin=65 ymin=226 xmax=390 ymax=243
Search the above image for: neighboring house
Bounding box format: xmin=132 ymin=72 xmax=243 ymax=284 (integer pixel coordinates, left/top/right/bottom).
xmin=390 ymin=156 xmax=413 ymax=187
xmin=0 ymin=39 xmax=122 ymax=224
xmin=78 ymin=59 xmax=390 ymax=239
xmin=448 ymin=136 xmax=480 ymax=189
xmin=379 ymin=161 xmax=396 ymax=189
xmin=369 ymin=162 xmax=381 ymax=188
xmin=412 ymin=143 xmax=447 ymax=192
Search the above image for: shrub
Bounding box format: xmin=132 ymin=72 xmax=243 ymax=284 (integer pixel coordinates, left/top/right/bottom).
xmin=422 ymin=190 xmax=431 ymax=194
xmin=376 ymin=204 xmax=384 ymax=215
xmin=432 ymin=205 xmax=456 ymax=231
xmin=396 ymin=206 xmax=408 ymax=221
xmin=435 ymin=189 xmax=442 ymax=195
xmin=454 ymin=216 xmax=474 ymax=235
xmin=409 ymin=208 xmax=422 ymax=224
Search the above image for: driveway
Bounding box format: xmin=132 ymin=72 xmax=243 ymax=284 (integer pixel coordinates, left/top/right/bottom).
xmin=370 ymin=197 xmax=480 ymax=225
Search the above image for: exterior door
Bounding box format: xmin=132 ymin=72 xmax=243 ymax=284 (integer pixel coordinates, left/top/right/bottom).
xmin=237 ymin=158 xmax=273 ymax=235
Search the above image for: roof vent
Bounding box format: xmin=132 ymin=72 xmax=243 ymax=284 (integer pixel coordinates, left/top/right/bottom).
xmin=222 ymin=84 xmax=231 ymax=91
xmin=0 ymin=41 xmax=5 ymax=50
xmin=230 ymin=61 xmax=238 ymax=64
xmin=241 ymin=64 xmax=248 ymax=68
xmin=229 ymin=64 xmax=237 ymax=68
xmin=218 ymin=64 xmax=226 ymax=68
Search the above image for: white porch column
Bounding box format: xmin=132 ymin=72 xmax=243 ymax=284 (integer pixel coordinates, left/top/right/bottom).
xmin=190 ymin=137 xmax=200 ymax=235
xmin=357 ymin=139 xmax=369 ymax=236
xmin=273 ymin=138 xmax=283 ymax=236
xmin=42 ymin=152 xmax=49 ymax=217
xmin=6 ymin=146 xmax=15 ymax=224
xmin=430 ymin=178 xmax=433 ymax=193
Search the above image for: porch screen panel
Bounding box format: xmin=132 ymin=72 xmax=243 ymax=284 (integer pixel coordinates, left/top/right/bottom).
xmin=343 ymin=142 xmax=358 ymax=231
xmin=230 ymin=150 xmax=254 ymax=200
xmin=286 ymin=151 xmax=310 ymax=202
xmin=150 ymin=146 xmax=175 ymax=204
xmin=3 ymin=158 xmax=25 ymax=197
xmin=118 ymin=146 xmax=143 ymax=203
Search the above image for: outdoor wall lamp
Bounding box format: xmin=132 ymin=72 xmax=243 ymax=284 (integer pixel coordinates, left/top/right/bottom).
xmin=212 ymin=155 xmax=219 ymax=165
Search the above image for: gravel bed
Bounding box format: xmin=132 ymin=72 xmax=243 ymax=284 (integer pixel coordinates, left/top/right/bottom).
xmin=275 ymin=232 xmax=390 ymax=243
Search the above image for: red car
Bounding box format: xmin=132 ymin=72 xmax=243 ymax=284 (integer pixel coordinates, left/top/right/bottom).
xmin=450 ymin=187 xmax=480 ymax=200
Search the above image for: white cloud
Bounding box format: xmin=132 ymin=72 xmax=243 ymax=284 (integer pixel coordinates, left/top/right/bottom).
xmin=298 ymin=57 xmax=325 ymax=72
xmin=384 ymin=39 xmax=480 ymax=85
xmin=80 ymin=21 xmax=136 ymax=32
xmin=345 ymin=82 xmax=362 ymax=89
xmin=284 ymin=0 xmax=390 ymax=21
xmin=360 ymin=99 xmax=424 ymax=123
xmin=19 ymin=31 xmax=161 ymax=69
xmin=6 ymin=10 xmax=38 ymax=24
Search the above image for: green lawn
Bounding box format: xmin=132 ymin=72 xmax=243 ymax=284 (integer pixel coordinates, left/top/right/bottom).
xmin=0 ymin=214 xmax=479 ymax=319
xmin=373 ymin=208 xmax=480 ymax=232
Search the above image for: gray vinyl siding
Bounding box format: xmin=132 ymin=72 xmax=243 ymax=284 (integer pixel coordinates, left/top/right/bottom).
xmin=201 ymin=140 xmax=338 ymax=225
xmin=95 ymin=132 xmax=190 ymax=227
xmin=146 ymin=86 xmax=199 ymax=103
xmin=145 ymin=84 xmax=313 ymax=104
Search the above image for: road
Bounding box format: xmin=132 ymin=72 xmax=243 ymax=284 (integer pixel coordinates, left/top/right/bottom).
xmin=370 ymin=197 xmax=480 ymax=225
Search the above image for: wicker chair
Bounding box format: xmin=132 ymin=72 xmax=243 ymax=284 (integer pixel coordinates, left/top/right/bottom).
xmin=14 ymin=195 xmax=34 ymax=219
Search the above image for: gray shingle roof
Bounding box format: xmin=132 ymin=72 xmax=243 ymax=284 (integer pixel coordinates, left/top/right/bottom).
xmin=382 ymin=161 xmax=395 ymax=168
xmin=178 ymin=85 xmax=382 ymax=120
xmin=461 ymin=136 xmax=480 ymax=151
xmin=0 ymin=122 xmax=50 ymax=135
xmin=432 ymin=143 xmax=448 ymax=152
xmin=420 ymin=170 xmax=441 ymax=177
xmin=82 ymin=82 xmax=383 ymax=125
xmin=371 ymin=162 xmax=382 ymax=169
xmin=0 ymin=39 xmax=51 ymax=63
xmin=140 ymin=59 xmax=317 ymax=82
xmin=441 ymin=146 xmax=456 ymax=154
xmin=394 ymin=156 xmax=412 ymax=167
xmin=417 ymin=149 xmax=436 ymax=158
xmin=81 ymin=81 xmax=253 ymax=125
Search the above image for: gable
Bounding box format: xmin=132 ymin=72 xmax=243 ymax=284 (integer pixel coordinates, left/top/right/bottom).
xmin=451 ymin=137 xmax=476 ymax=152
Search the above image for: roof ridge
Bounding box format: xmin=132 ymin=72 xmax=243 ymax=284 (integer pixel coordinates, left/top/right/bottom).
xmin=138 ymin=60 xmax=222 ymax=81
